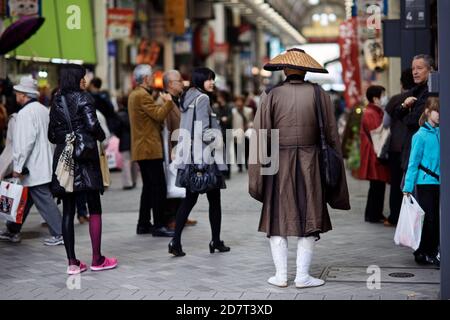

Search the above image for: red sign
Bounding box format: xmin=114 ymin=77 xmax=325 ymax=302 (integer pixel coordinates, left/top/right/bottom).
xmin=338 ymin=18 xmax=362 ymax=109
xmin=107 ymin=8 xmax=134 ymax=39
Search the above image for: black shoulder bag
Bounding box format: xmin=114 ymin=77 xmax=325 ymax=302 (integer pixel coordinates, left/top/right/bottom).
xmin=178 ymin=95 xmax=222 ymax=194
xmin=60 ymin=95 xmax=97 ymax=161
xmin=314 ymin=84 xmax=342 ymax=191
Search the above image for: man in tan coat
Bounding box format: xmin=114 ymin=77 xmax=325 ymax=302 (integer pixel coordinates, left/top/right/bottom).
xmin=249 ymin=49 xmax=350 ymax=288
xmin=128 ymin=64 xmax=175 ymax=237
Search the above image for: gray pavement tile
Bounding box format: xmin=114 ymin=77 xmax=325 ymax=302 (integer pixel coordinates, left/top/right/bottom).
xmin=0 ymin=171 xmax=440 ymax=300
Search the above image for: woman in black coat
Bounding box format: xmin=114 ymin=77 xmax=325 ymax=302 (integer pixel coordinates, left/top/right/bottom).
xmin=48 ymin=64 xmax=118 ymax=274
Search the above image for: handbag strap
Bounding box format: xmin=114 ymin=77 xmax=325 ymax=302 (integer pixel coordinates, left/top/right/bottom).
xmin=60 ymin=94 xmax=74 ymax=133
xmin=313 ymin=84 xmax=327 ymax=151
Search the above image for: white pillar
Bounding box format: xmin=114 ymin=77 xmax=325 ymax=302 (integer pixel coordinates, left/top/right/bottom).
xmin=232 ymin=7 xmax=241 ymax=96
xmin=164 ymin=36 xmax=175 ymax=71
xmin=94 ymin=0 xmax=109 ymax=89
xmin=0 ymin=19 xmax=7 ymax=78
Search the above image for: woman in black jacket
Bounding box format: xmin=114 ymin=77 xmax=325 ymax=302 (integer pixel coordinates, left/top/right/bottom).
xmin=48 ymin=64 xmax=118 ymax=274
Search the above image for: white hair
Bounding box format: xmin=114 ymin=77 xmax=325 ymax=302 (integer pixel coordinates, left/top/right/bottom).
xmin=163 ymin=70 xmax=181 ymax=89
xmin=133 ymin=64 xmax=152 ymax=85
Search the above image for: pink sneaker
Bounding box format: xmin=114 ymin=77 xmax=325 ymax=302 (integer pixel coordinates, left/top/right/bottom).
xmin=67 ymin=261 xmax=87 ymax=275
xmin=90 ymin=257 xmax=118 ymax=271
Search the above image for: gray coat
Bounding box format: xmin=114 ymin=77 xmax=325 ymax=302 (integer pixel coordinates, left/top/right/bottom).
xmin=175 ymin=88 xmax=228 ymax=174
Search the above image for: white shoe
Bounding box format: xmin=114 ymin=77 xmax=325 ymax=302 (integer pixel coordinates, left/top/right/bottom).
xmin=295 ymin=276 xmax=325 ymax=288
xmin=268 ymin=276 xmax=288 ymax=288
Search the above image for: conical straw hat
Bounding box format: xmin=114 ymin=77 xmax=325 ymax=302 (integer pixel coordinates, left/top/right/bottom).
xmin=264 ymin=48 xmax=328 ymax=73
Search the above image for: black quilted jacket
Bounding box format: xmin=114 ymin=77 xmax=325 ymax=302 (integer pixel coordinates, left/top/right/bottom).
xmin=48 ymin=90 xmax=106 ymax=196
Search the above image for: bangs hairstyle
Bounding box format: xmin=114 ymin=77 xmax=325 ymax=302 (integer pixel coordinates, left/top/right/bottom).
xmin=191 ymin=67 xmax=215 ymax=90
xmin=419 ymin=97 xmax=440 ymax=126
xmin=59 ymin=64 xmax=86 ymax=92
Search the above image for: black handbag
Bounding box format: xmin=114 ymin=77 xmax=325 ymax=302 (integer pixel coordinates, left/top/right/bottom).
xmin=60 ymin=95 xmax=97 ymax=161
xmin=313 ymin=84 xmax=342 ymax=190
xmin=178 ymin=95 xmax=222 ymax=194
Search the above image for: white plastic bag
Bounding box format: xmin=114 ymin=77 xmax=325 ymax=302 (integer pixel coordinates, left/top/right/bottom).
xmin=394 ymin=195 xmax=425 ymax=251
xmin=162 ymin=126 xmax=186 ymax=199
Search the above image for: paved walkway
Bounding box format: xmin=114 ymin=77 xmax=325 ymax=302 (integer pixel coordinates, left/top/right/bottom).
xmin=0 ymin=169 xmax=440 ymax=300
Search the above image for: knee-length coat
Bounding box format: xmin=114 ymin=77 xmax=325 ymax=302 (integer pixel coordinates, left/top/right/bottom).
xmin=248 ymin=77 xmax=350 ymax=237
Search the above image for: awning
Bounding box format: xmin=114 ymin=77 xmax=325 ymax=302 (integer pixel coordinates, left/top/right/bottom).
xmin=3 ymin=0 xmax=96 ymax=64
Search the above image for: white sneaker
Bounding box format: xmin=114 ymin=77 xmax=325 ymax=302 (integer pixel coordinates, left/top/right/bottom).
xmin=44 ymin=236 xmax=64 ymax=246
xmin=268 ymin=276 xmax=288 ymax=288
xmin=295 ymin=276 xmax=325 ymax=288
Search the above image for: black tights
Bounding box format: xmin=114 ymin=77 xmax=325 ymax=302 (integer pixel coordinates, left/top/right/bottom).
xmin=62 ymin=192 xmax=102 ymax=265
xmin=173 ymin=189 xmax=222 ymax=245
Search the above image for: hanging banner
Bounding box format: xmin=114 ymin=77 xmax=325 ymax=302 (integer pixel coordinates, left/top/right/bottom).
xmin=107 ymin=8 xmax=134 ymax=40
xmin=338 ymin=18 xmax=362 ymax=109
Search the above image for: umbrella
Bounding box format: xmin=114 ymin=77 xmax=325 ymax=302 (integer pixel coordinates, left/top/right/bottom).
xmin=0 ymin=16 xmax=45 ymax=55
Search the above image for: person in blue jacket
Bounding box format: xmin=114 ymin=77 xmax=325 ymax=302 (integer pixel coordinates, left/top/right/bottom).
xmin=403 ymin=96 xmax=440 ymax=267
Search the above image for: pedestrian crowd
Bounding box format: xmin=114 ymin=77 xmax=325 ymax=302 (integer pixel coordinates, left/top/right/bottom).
xmin=0 ymin=51 xmax=440 ymax=287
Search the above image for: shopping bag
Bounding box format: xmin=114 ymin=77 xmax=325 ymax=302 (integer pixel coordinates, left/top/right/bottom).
xmin=0 ymin=180 xmax=28 ymax=224
xmin=166 ymin=161 xmax=186 ymax=199
xmin=55 ymin=133 xmax=75 ymax=193
xmin=370 ymin=123 xmax=391 ymax=161
xmin=394 ymin=195 xmax=425 ymax=251
xmin=162 ymin=126 xmax=185 ymax=199
xmin=99 ymin=142 xmax=111 ymax=187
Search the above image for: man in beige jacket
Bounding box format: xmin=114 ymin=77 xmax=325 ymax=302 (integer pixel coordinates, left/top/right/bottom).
xmin=128 ymin=64 xmax=175 ymax=237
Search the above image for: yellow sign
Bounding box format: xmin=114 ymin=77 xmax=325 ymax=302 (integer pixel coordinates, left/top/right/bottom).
xmin=165 ymin=0 xmax=186 ymax=35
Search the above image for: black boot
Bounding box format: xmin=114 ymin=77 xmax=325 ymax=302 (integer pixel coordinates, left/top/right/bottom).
xmin=209 ymin=240 xmax=230 ymax=253
xmin=168 ymin=240 xmax=185 ymax=257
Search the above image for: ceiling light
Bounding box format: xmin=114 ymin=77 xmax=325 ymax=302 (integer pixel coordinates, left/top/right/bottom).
xmin=309 ymin=0 xmax=320 ymax=5
xmin=328 ymin=13 xmax=337 ymax=22
xmin=312 ymin=13 xmax=320 ymax=22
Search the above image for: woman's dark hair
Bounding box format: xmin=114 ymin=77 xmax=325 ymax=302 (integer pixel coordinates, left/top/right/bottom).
xmin=366 ymin=85 xmax=385 ymax=103
xmin=59 ymin=64 xmax=86 ymax=93
xmin=191 ymin=67 xmax=215 ymax=91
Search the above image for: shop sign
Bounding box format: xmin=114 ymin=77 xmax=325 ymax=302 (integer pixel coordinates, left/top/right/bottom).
xmin=404 ymin=0 xmax=427 ymax=29
xmin=107 ymin=8 xmax=134 ymax=39
xmin=174 ymin=31 xmax=192 ymax=55
xmin=7 ymin=0 xmax=41 ymax=17
xmin=338 ymin=18 xmax=362 ymax=109
xmin=165 ymin=0 xmax=186 ymax=35
xmin=4 ymin=0 xmax=96 ymax=64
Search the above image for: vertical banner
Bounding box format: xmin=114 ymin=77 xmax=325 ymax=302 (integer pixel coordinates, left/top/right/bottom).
xmin=165 ymin=0 xmax=186 ymax=35
xmin=339 ymin=18 xmax=362 ymax=109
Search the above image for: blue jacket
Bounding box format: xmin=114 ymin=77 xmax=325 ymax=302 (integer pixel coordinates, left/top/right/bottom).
xmin=403 ymin=122 xmax=440 ymax=193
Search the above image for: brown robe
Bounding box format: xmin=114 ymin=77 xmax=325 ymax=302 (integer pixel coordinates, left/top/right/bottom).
xmin=248 ymin=78 xmax=350 ymax=238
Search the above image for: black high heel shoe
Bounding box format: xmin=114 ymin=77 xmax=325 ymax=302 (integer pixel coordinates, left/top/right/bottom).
xmin=168 ymin=240 xmax=186 ymax=257
xmin=209 ymin=240 xmax=230 ymax=253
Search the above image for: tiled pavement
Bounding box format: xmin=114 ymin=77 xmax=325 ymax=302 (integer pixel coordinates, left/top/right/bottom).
xmin=0 ymin=169 xmax=440 ymax=300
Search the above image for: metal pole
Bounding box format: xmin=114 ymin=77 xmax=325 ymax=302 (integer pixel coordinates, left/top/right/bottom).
xmin=438 ymin=0 xmax=450 ymax=300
